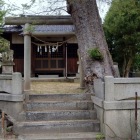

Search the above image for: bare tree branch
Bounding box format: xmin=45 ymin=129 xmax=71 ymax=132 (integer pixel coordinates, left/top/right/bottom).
xmin=3 ymin=0 xmax=111 ymax=17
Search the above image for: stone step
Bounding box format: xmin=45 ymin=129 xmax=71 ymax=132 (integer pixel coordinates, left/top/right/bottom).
xmin=14 ymin=120 xmax=100 ymax=134
xmin=26 ymin=110 xmax=97 ymax=121
xmin=25 ymin=100 xmax=94 ymax=111
xmin=29 ymin=93 xmax=91 ymax=101
xmin=18 ymin=132 xmax=102 ymax=140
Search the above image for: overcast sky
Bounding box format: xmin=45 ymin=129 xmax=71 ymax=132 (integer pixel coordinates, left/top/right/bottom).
xmin=4 ymin=0 xmax=109 ymax=20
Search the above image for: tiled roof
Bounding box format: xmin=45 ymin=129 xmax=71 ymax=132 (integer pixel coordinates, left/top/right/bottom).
xmin=33 ymin=25 xmax=75 ymax=33
xmin=3 ymin=25 xmax=75 ymax=33
xmin=3 ymin=25 xmax=23 ymax=32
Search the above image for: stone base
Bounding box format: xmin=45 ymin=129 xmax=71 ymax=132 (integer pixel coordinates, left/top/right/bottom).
xmin=92 ymin=95 xmax=140 ymax=140
xmin=2 ymin=63 xmax=14 ymax=74
xmin=0 ymin=101 xmax=24 ymax=121
xmin=38 ymin=75 xmax=59 ymax=78
xmin=76 ymin=73 xmax=80 ymax=78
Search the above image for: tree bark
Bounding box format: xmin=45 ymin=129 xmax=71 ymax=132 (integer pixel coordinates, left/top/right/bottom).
xmin=124 ymin=56 xmax=133 ymax=77
xmin=67 ymin=0 xmax=115 ymax=82
xmin=122 ymin=48 xmax=134 ymax=77
xmin=122 ymin=55 xmax=127 ymax=77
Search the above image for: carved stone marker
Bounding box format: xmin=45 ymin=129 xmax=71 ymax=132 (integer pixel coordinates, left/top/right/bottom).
xmin=1 ymin=49 xmax=14 ymax=74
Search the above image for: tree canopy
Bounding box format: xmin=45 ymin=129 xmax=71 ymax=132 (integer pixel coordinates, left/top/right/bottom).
xmin=103 ymin=0 xmax=140 ymax=77
xmin=0 ymin=0 xmax=9 ymax=53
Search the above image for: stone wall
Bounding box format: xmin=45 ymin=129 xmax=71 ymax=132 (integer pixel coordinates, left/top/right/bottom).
xmin=92 ymin=76 xmax=140 ymax=140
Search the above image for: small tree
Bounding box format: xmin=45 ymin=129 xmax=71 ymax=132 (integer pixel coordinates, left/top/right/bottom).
xmin=104 ymin=0 xmax=140 ymax=77
xmin=0 ymin=37 xmax=10 ymax=53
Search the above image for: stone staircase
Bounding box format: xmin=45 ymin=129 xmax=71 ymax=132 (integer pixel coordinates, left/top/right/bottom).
xmin=16 ymin=93 xmax=100 ymax=140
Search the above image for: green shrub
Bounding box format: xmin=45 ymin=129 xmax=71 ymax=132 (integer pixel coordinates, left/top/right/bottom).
xmin=88 ymin=48 xmax=103 ymax=61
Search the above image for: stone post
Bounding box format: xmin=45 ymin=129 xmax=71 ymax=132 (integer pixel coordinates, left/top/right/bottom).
xmin=24 ymin=23 xmax=31 ymax=90
xmin=104 ymin=76 xmax=114 ymax=101
xmin=12 ymin=72 xmax=22 ymax=95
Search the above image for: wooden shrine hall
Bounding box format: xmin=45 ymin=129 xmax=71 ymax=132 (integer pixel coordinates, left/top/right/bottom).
xmin=3 ymin=15 xmax=79 ymax=90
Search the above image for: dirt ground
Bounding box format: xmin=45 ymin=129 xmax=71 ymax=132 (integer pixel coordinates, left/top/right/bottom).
xmin=31 ymin=81 xmax=85 ymax=94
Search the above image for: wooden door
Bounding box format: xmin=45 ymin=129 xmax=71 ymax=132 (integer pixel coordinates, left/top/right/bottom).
xmin=11 ymin=44 xmax=24 ymax=75
xmin=34 ymin=45 xmax=65 ymax=75
xmin=67 ymin=44 xmax=78 ymax=75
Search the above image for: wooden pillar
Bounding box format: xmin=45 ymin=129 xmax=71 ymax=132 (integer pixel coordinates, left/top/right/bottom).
xmin=24 ymin=23 xmax=31 ymax=90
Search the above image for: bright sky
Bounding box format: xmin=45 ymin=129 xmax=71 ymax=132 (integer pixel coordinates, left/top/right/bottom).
xmin=4 ymin=0 xmax=110 ymax=20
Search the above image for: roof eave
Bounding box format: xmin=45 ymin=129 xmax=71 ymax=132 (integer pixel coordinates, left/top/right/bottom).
xmin=31 ymin=32 xmax=75 ymax=36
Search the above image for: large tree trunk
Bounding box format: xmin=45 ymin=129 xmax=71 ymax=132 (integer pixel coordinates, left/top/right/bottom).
xmin=67 ymin=0 xmax=115 ymax=83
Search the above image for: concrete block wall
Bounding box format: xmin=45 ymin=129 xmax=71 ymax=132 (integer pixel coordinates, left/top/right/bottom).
xmin=92 ymin=76 xmax=140 ymax=140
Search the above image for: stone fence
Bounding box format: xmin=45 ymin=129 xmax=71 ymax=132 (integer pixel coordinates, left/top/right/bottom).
xmin=0 ymin=72 xmax=24 ymax=121
xmin=92 ymin=76 xmax=140 ymax=140
xmin=0 ymin=72 xmax=24 ymax=101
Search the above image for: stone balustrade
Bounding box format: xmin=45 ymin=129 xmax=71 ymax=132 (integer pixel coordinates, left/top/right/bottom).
xmin=0 ymin=72 xmax=24 ymax=126
xmin=92 ymin=76 xmax=140 ymax=140
xmin=0 ymin=72 xmax=24 ymax=102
